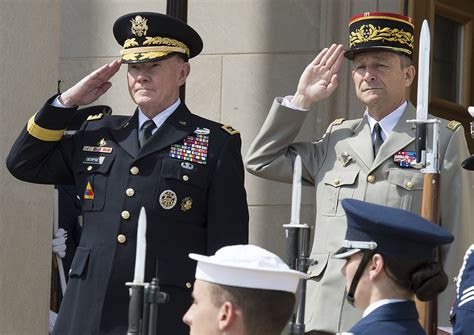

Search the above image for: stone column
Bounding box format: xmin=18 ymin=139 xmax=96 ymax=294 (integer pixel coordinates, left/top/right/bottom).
xmin=0 ymin=1 xmax=60 ymax=334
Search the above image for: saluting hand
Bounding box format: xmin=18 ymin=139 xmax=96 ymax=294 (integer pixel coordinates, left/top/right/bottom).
xmin=59 ymin=59 xmax=122 ymax=108
xmin=291 ymin=44 xmax=345 ymax=109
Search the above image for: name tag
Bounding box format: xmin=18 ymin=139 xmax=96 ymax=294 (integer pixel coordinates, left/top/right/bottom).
xmin=83 ymin=156 xmax=106 ymax=165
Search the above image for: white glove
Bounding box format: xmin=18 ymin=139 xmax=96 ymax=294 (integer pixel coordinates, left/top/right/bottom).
xmin=49 ymin=310 xmax=58 ymax=334
xmin=52 ymin=228 xmax=68 ymax=258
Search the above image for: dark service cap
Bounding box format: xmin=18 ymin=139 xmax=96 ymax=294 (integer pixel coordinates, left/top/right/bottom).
xmin=113 ymin=12 xmax=203 ymax=63
xmin=334 ymin=199 xmax=454 ymax=260
xmin=345 ymin=12 xmax=415 ymax=60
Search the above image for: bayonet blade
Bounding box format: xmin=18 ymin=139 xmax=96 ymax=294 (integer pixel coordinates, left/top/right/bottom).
xmin=290 ymin=155 xmax=302 ymax=225
xmin=416 ymin=20 xmax=430 ymax=121
xmin=133 ymin=206 xmax=147 ymax=284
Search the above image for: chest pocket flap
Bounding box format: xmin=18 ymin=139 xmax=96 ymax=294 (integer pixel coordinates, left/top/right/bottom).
xmin=388 ymin=169 xmax=423 ymax=190
xmin=321 ymin=169 xmax=359 ymax=216
xmin=307 ymin=252 xmax=330 ymax=280
xmin=78 ymin=154 xmax=115 ymax=174
xmin=77 ymin=155 xmax=115 ymax=211
xmin=324 ymin=169 xmax=359 ymax=188
xmin=161 ymin=158 xmax=207 ymax=189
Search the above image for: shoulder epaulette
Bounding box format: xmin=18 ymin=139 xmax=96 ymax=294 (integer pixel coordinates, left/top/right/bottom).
xmin=221 ymin=125 xmax=239 ymax=135
xmin=447 ymin=120 xmax=461 ymax=131
xmin=87 ymin=113 xmax=104 ymax=121
xmin=331 ymin=118 xmax=345 ymax=126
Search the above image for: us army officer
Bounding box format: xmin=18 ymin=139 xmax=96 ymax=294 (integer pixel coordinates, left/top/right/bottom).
xmin=7 ymin=12 xmax=248 ymax=335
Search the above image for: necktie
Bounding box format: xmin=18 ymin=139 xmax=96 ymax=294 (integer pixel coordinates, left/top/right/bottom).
xmin=139 ymin=120 xmax=157 ymax=148
xmin=373 ymin=123 xmax=384 ymax=157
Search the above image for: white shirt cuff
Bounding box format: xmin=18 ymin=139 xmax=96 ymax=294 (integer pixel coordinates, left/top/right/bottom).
xmin=51 ymin=96 xmax=66 ymax=108
xmin=281 ymin=95 xmax=311 ymax=111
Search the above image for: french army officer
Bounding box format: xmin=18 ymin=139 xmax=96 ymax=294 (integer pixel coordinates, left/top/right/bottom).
xmin=245 ymin=12 xmax=473 ymax=335
xmin=7 ymin=12 xmax=248 ymax=335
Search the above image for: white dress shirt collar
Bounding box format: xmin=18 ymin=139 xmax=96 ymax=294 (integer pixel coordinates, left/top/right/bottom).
xmin=365 ymin=100 xmax=407 ymax=141
xmin=363 ymin=298 xmax=409 ymax=318
xmin=138 ymin=98 xmax=181 ymax=134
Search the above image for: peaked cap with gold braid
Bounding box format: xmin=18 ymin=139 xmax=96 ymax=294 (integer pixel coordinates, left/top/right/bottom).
xmin=113 ymin=12 xmax=203 ymax=63
xmin=344 ymin=12 xmax=415 ymax=60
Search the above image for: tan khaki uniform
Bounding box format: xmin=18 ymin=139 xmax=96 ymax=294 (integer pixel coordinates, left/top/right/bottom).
xmin=246 ymin=98 xmax=474 ymax=332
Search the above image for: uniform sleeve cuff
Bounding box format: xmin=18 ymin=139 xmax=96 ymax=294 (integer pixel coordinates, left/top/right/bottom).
xmin=281 ymin=96 xmax=311 ymax=111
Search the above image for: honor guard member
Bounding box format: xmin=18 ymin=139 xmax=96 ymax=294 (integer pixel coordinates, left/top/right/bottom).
xmin=450 ymin=245 xmax=474 ymax=335
xmin=245 ymin=12 xmax=473 ymax=334
xmin=183 ymin=244 xmax=308 ymax=335
xmin=7 ymin=12 xmax=249 ymax=335
xmin=453 ymin=148 xmax=474 ymax=334
xmin=334 ymin=199 xmax=454 ymax=335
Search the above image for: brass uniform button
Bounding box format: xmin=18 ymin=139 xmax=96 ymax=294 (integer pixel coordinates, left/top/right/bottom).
xmin=406 ymin=181 xmax=413 ymax=190
xmin=126 ymin=188 xmax=135 ymax=197
xmin=87 ymin=165 xmax=93 ymax=171
xmin=367 ymin=175 xmax=376 ymax=183
xmin=117 ymin=234 xmax=127 ymax=244
xmin=334 ymin=178 xmax=341 ymax=186
xmin=130 ymin=166 xmax=139 ymax=175
xmin=185 ymin=282 xmax=192 ymax=289
xmin=121 ymin=211 xmax=130 ymax=220
xmin=182 ymin=175 xmax=189 ymax=181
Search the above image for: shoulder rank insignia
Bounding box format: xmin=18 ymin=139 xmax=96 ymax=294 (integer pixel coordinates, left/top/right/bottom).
xmin=87 ymin=113 xmax=104 ymax=121
xmin=222 ymin=125 xmax=239 ymax=135
xmin=447 ymin=120 xmax=461 ymax=131
xmin=331 ymin=118 xmax=345 ymax=126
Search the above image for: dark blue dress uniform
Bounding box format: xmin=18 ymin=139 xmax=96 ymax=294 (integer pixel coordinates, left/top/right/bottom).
xmin=451 ymin=245 xmax=474 ymax=335
xmin=348 ymin=301 xmax=424 ymax=335
xmin=333 ymin=199 xmax=454 ymax=335
xmin=6 ymin=97 xmax=249 ymax=334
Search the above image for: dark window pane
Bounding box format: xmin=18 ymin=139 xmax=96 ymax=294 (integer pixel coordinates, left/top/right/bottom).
xmin=432 ymin=15 xmax=463 ymax=103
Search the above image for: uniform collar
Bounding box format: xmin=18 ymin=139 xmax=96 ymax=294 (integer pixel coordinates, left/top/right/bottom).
xmin=363 ymin=298 xmax=409 ymax=317
xmin=365 ymin=101 xmax=407 ymax=141
xmin=138 ymin=98 xmax=181 ymax=132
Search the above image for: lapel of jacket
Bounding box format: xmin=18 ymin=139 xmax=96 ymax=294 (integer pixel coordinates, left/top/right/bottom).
xmin=109 ymin=111 xmax=140 ymax=158
xmin=371 ymin=103 xmax=416 ymax=170
xmin=346 ymin=115 xmax=374 ymax=170
xmin=136 ymin=103 xmax=194 ymax=160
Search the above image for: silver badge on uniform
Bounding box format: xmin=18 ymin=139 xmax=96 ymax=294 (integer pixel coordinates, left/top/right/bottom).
xmin=338 ymin=152 xmax=353 ymax=167
xmin=194 ymin=127 xmax=210 ymax=135
xmin=181 ymin=162 xmax=194 ymax=170
xmin=159 ymin=190 xmax=177 ymax=210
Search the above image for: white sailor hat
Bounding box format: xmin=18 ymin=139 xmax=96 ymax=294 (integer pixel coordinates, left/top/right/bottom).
xmin=189 ymin=244 xmax=308 ymax=293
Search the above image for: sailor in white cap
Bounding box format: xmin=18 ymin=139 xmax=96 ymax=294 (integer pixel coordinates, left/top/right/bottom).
xmin=182 ymin=244 xmax=308 ymax=335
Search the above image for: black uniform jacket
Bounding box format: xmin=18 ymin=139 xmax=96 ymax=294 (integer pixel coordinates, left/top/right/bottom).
xmin=6 ymin=97 xmax=249 ymax=334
